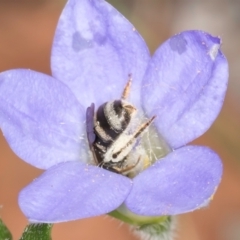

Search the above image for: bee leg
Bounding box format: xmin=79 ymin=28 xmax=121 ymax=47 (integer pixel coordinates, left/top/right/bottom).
xmin=121 ymin=73 xmax=132 ymax=100
xmin=112 ymin=116 xmax=156 ymax=160
xmin=117 ymin=156 xmax=141 ymax=174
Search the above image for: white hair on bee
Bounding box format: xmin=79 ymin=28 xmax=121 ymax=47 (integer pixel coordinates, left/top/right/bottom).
xmin=104 ymin=100 xmax=136 ymax=131
xmin=94 ymin=120 xmax=114 ymax=142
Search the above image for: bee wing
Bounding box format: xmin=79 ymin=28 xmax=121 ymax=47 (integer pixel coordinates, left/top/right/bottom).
xmin=86 ymin=103 xmax=96 ymax=145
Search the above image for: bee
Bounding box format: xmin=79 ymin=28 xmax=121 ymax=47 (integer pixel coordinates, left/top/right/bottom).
xmin=86 ymin=75 xmax=155 ymax=175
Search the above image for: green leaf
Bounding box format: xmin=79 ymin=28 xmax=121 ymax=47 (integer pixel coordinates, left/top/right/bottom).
xmin=19 ymin=223 xmax=52 ymax=240
xmin=0 ymin=219 xmax=12 ymax=240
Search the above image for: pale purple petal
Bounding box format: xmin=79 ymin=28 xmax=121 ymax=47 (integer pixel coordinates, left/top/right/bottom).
xmin=19 ymin=161 xmax=132 ymax=223
xmin=125 ymin=146 xmax=222 ymax=216
xmin=142 ymin=30 xmax=228 ymax=149
xmin=0 ymin=69 xmax=87 ymax=169
xmin=51 ymin=0 xmax=150 ymax=109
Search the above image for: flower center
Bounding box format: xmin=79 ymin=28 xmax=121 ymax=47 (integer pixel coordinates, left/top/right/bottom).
xmin=86 ymin=100 xmax=171 ymax=178
xmin=85 ymin=75 xmax=171 ymax=178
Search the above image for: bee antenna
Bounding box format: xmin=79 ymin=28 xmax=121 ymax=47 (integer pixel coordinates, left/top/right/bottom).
xmin=121 ymin=74 xmax=132 ymax=100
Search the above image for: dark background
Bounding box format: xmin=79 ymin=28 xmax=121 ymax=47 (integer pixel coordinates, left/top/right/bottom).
xmin=0 ymin=0 xmax=240 ymax=239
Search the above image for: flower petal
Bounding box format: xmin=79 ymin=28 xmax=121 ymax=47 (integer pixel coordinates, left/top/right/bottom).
xmin=0 ymin=69 xmax=86 ymax=169
xmin=51 ymin=0 xmax=150 ymax=109
xmin=142 ymin=30 xmax=228 ymax=149
xmin=19 ymin=161 xmax=132 ymax=223
xmin=125 ymin=145 xmax=222 ymax=216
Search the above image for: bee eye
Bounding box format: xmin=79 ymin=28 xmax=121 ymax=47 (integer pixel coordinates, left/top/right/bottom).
xmin=112 ymin=153 xmax=117 ymax=159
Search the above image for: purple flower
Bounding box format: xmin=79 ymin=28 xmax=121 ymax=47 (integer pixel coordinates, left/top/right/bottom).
xmin=0 ymin=0 xmax=228 ymax=223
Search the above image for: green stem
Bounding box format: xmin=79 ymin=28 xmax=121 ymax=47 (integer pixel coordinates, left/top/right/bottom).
xmin=109 ymin=205 xmax=175 ymax=240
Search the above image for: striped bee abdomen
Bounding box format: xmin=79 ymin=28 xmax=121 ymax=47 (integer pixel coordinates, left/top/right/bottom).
xmin=93 ymin=99 xmax=136 ymax=164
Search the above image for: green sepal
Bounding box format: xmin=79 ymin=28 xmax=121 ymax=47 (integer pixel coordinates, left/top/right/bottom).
xmin=0 ymin=219 xmax=12 ymax=240
xmin=109 ymin=205 xmax=173 ymax=239
xmin=137 ymin=216 xmax=172 ymax=235
xmin=19 ymin=223 xmax=52 ymax=240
